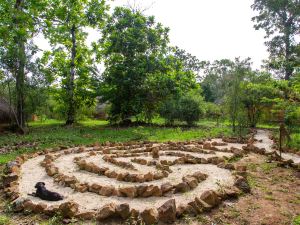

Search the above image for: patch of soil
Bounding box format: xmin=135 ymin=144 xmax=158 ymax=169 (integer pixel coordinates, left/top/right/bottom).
xmin=175 ymin=154 xmax=300 ymax=225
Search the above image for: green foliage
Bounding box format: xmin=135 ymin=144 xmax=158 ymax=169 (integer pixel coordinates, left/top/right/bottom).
xmin=178 ymin=96 xmax=203 ymax=126
xmin=251 ymin=0 xmax=300 ymax=80
xmin=0 ymin=215 xmax=10 ymax=225
xmin=42 ymin=0 xmax=108 ymax=125
xmin=293 ymin=215 xmax=300 ymax=225
xmin=159 ymin=91 xmax=205 ymax=126
xmin=100 ymin=7 xmax=199 ymax=124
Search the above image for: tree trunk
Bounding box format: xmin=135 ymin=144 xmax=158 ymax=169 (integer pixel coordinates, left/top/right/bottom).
xmin=15 ymin=0 xmax=26 ymax=133
xmin=66 ymin=25 xmax=76 ymax=125
xmin=284 ymin=19 xmax=293 ymax=80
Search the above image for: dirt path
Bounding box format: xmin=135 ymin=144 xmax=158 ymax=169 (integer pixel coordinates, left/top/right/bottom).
xmin=254 ymin=129 xmax=300 ymax=164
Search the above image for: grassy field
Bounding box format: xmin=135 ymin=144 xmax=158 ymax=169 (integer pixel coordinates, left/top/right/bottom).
xmin=0 ymin=118 xmax=298 ymax=165
xmin=0 ymin=119 xmax=233 ymax=164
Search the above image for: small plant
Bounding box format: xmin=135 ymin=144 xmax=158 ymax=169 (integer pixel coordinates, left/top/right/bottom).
xmin=293 ymin=215 xmax=300 ymax=225
xmin=0 ymin=215 xmax=10 ymax=225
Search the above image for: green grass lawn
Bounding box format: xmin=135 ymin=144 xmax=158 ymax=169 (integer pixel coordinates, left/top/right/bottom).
xmin=0 ymin=119 xmax=233 ymax=164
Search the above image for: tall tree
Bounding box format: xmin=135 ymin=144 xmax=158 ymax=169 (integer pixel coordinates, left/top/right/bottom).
xmin=43 ymin=0 xmax=108 ymax=125
xmin=0 ymin=0 xmax=47 ymax=133
xmin=225 ymin=58 xmax=252 ymax=132
xmin=100 ymin=7 xmax=170 ymax=123
xmin=252 ymin=0 xmax=300 ymax=80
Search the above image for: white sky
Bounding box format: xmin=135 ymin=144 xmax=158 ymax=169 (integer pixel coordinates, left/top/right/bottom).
xmin=36 ymin=0 xmax=269 ymax=69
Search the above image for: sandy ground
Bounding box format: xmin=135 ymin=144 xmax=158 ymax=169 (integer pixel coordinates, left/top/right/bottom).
xmin=254 ymin=129 xmax=300 ymax=164
xmin=18 ymin=150 xmax=235 ymax=212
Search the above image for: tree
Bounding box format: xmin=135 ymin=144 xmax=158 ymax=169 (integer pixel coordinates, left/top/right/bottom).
xmin=225 ymin=58 xmax=252 ymax=132
xmin=201 ymin=59 xmax=235 ymax=103
xmin=252 ymin=0 xmax=300 ymax=80
xmin=100 ymin=7 xmax=170 ymax=123
xmin=0 ymin=0 xmax=48 ymax=133
xmin=240 ymin=72 xmax=278 ymax=127
xmin=43 ymin=0 xmax=108 ymax=125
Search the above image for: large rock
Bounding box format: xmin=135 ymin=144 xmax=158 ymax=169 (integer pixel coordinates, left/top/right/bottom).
xmin=142 ymin=185 xmax=162 ymax=197
xmin=175 ymin=182 xmax=190 ymax=193
xmin=200 ymin=190 xmax=221 ymax=207
xmin=99 ymin=186 xmax=115 ymax=196
xmin=141 ymin=208 xmax=159 ymax=225
xmin=152 ymin=148 xmax=160 ymax=159
xmin=89 ymin=183 xmax=102 ymax=193
xmin=158 ymin=199 xmax=176 ymax=224
xmin=59 ymin=201 xmax=79 ymax=218
xmin=119 ymin=186 xmax=137 ymax=198
xmin=183 ymin=176 xmax=198 ymax=189
xmin=234 ymin=176 xmax=251 ymax=193
xmin=46 ymin=166 xmax=59 ymax=176
xmin=191 ymin=172 xmax=207 ymax=182
xmin=97 ymin=203 xmax=116 ymax=220
xmin=116 ymin=203 xmax=130 ymax=219
xmin=2 ymin=174 xmax=19 ymax=187
xmin=76 ymin=211 xmax=96 ymax=220
xmin=161 ymin=182 xmax=173 ymax=194
xmin=194 ymin=197 xmax=213 ymax=212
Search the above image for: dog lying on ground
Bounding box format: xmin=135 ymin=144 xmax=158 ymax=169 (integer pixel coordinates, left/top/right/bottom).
xmin=29 ymin=182 xmax=64 ymax=201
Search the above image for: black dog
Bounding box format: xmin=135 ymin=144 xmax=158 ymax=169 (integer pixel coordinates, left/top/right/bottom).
xmin=30 ymin=182 xmax=64 ymax=201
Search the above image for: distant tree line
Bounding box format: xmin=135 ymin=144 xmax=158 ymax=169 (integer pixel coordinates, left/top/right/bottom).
xmin=0 ymin=0 xmax=299 ymax=133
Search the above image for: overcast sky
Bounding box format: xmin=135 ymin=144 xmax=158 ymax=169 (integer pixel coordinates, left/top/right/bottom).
xmin=36 ymin=0 xmax=269 ymax=69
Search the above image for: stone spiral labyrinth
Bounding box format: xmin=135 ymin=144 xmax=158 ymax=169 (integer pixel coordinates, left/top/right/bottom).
xmin=4 ymin=138 xmax=253 ymax=224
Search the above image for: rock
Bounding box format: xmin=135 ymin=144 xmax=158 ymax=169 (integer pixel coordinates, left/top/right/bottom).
xmin=176 ymin=204 xmax=196 ymax=217
xmin=192 ymin=172 xmax=207 ymax=183
xmin=34 ymin=203 xmax=47 ymax=213
xmin=203 ymin=142 xmax=211 ymax=149
xmin=225 ymin=163 xmax=235 ymax=170
xmin=142 ymin=185 xmax=162 ymax=197
xmin=144 ymin=172 xmax=154 ymax=182
xmin=194 ymin=197 xmax=213 ymax=212
xmin=12 ymin=198 xmax=28 ymax=212
xmin=99 ymin=186 xmax=115 ymax=196
xmin=137 ymin=185 xmax=148 ymax=197
xmin=141 ymin=208 xmax=159 ymax=225
xmin=183 ymin=176 xmax=198 ymax=189
xmin=74 ymin=183 xmax=88 ymax=193
xmin=119 ymin=186 xmax=137 ymax=198
xmin=152 ymin=147 xmax=160 ymax=159
xmin=46 ymin=166 xmax=58 ymax=176
xmin=116 ymin=203 xmax=130 ymax=219
xmin=89 ymin=183 xmax=102 ymax=193
xmin=59 ymin=201 xmax=79 ymax=218
xmin=161 ymin=182 xmax=173 ymax=194
xmin=175 ymin=182 xmax=190 ymax=193
xmin=158 ymin=199 xmax=176 ymax=224
xmin=76 ymin=211 xmax=96 ymax=220
xmin=97 ymin=203 xmax=116 ymax=220
xmin=234 ymin=176 xmax=251 ymax=193
xmin=2 ymin=174 xmax=19 ymax=187
xmin=136 ymin=174 xmax=145 ymax=183
xmin=200 ymin=190 xmax=221 ymax=207
xmin=223 ymin=187 xmax=240 ymax=199
xmin=44 ymin=206 xmax=59 ymax=216
xmin=23 ymin=201 xmax=36 ymax=212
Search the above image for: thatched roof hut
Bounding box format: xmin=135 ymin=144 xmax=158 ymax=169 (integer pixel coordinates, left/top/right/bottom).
xmin=0 ymin=98 xmax=13 ymax=124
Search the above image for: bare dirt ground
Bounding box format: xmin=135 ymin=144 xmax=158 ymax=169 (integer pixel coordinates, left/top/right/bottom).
xmin=176 ymin=153 xmax=300 ymax=225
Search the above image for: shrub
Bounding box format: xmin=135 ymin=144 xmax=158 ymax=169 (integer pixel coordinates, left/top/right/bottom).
xmin=159 ymin=93 xmax=204 ymax=126
xmin=178 ymin=97 xmax=202 ymax=126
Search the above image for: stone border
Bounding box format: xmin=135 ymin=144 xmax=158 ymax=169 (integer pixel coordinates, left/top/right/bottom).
xmin=3 ymin=136 xmax=282 ymax=224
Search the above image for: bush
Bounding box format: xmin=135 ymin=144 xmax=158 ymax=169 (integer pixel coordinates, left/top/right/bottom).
xmin=178 ymin=97 xmax=202 ymax=126
xmin=159 ymin=99 xmax=177 ymax=125
xmin=159 ymin=94 xmax=204 ymax=126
